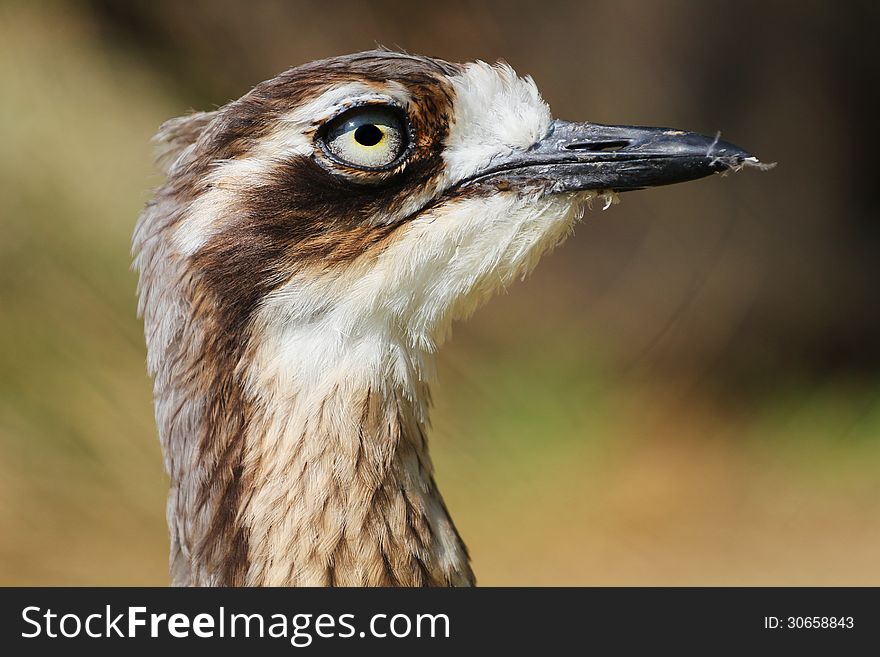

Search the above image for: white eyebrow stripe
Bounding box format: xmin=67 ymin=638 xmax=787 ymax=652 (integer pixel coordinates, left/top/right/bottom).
xmin=277 ymin=83 xmax=413 ymax=130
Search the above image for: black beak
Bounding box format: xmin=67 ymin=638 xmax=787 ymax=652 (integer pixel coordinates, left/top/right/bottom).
xmin=463 ymin=119 xmax=758 ymax=193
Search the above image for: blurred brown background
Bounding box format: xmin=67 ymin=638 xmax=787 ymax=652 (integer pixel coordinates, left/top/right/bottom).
xmin=1 ymin=0 xmax=878 ymax=585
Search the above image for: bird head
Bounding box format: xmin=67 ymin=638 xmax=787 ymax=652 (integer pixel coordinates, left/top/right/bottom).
xmin=142 ymin=50 xmax=757 ymax=378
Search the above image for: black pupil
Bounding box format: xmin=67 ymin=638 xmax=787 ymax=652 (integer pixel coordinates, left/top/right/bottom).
xmin=354 ymin=124 xmax=383 ymax=146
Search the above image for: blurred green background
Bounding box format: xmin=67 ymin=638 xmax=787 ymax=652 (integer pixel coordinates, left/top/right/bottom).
xmin=2 ymin=0 xmax=878 ymax=585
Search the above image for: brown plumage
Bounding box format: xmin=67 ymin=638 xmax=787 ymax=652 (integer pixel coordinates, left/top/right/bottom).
xmin=134 ymin=50 xmax=758 ymax=586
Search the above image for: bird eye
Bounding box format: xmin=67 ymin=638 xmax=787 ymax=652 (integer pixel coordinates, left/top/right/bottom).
xmin=322 ymin=106 xmax=409 ymax=169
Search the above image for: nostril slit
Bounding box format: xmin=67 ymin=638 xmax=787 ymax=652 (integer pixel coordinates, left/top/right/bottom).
xmin=565 ymin=140 xmax=630 ymax=152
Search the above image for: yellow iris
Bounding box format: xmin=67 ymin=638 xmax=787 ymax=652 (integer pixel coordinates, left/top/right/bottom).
xmin=325 ymin=107 xmax=406 ymax=168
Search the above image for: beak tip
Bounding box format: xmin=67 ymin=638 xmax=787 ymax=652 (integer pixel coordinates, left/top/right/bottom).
xmin=710 ymin=138 xmax=753 ymax=161
xmin=708 ymin=140 xmax=775 ymax=175
xmin=706 ymin=138 xmax=776 ymax=175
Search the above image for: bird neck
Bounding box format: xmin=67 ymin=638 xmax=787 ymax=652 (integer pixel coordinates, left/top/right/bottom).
xmin=236 ymin=355 xmax=474 ymax=586
xmin=157 ymin=307 xmax=474 ymax=586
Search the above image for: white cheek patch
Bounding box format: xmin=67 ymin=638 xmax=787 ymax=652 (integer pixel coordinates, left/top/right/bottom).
xmin=443 ymin=61 xmax=553 ymax=185
xmin=369 ymin=191 xmax=587 ymax=351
